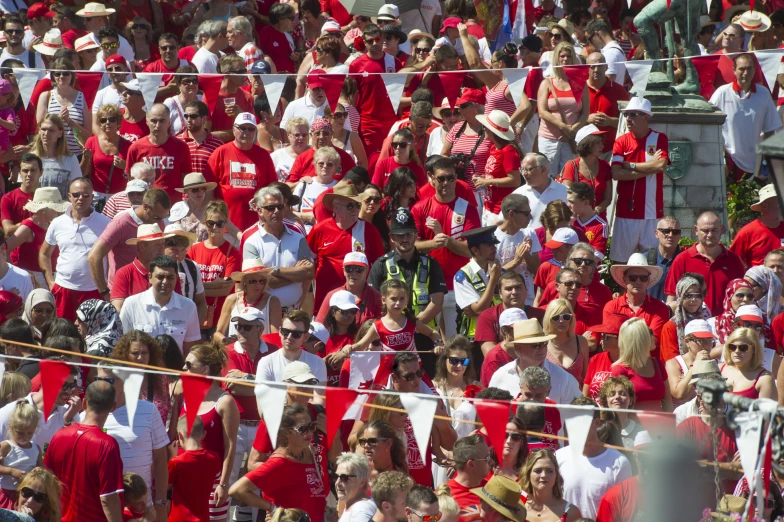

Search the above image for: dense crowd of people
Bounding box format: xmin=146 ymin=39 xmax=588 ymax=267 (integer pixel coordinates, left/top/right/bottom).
xmin=0 ymin=0 xmax=779 ymax=520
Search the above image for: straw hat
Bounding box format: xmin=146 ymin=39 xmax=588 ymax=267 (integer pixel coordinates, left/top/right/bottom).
xmin=32 ymin=29 xmax=63 ymax=56
xmin=477 ymin=110 xmax=516 ymax=141
xmin=470 ymin=475 xmax=527 ymax=522
xmin=23 ymin=188 xmax=68 ymax=213
xmin=711 ymin=495 xmax=747 ymax=520
xmin=163 ymin=223 xmax=197 ymax=245
xmin=175 ymin=172 xmax=217 ymax=193
xmin=408 ymin=29 xmax=435 ymax=43
xmin=688 ymin=359 xmax=725 ymax=385
xmin=751 ymin=184 xmax=777 ymax=211
xmin=610 ymin=253 xmax=663 ymax=288
xmin=125 ymin=224 xmax=175 ymax=245
xmin=323 ymin=181 xmax=368 ymax=211
xmin=510 ymin=318 xmax=555 ymax=344
xmin=74 ymin=34 xmax=100 ymax=52
xmin=738 ymin=9 xmax=770 ymax=31
xmin=76 ymin=2 xmax=115 ymax=16
xmin=231 ymin=258 xmax=268 ymax=282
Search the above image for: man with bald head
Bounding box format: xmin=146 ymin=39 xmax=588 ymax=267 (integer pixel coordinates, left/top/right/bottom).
xmin=664 ymin=211 xmax=745 ymax=315
xmin=125 ymin=103 xmax=192 ymax=201
xmin=586 ymin=52 xmax=629 ymax=157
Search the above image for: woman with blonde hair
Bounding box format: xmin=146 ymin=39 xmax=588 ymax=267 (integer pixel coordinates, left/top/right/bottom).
xmin=721 ymin=327 xmax=777 ymax=400
xmin=537 ymin=42 xmax=589 ymax=178
xmin=36 ymin=58 xmax=91 ymax=156
xmin=611 ymin=317 xmax=673 ymax=411
xmin=324 ymin=103 xmax=367 ymax=168
xmin=270 ymin=507 xmax=310 ymax=522
xmin=434 ymin=483 xmax=460 ymax=522
xmin=124 ymin=17 xmax=157 ymax=70
xmin=544 ymin=298 xmax=589 ymax=384
xmin=334 ymin=452 xmax=374 ymax=520
xmin=29 ymin=115 xmax=83 ymax=199
xmin=15 ymin=467 xmax=61 ymax=522
xmin=0 ymin=374 xmax=31 ymax=409
xmin=521 ymin=450 xmax=582 ymax=521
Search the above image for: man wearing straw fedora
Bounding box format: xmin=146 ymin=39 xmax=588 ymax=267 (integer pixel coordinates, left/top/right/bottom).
xmin=471 ymin=475 xmax=527 ymax=522
xmin=75 ymin=2 xmax=134 ymax=63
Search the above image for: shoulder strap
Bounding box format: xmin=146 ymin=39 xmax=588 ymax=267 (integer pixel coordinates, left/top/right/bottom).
xmin=453 ymin=120 xmax=468 ymax=140
xmin=28 ymin=51 xmax=34 ymax=69
xmin=548 ymin=78 xmax=569 ymax=124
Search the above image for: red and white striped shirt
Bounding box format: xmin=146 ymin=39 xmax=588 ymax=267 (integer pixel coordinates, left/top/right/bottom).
xmin=176 ymin=129 xmax=223 ymax=175
xmin=238 ymin=42 xmax=264 ymax=70
xmin=445 ymin=122 xmax=493 ymax=191
xmin=611 ymin=130 xmax=669 ymax=220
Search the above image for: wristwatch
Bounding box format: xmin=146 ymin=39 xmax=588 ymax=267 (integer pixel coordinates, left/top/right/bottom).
xmin=100 ymin=288 xmax=110 ymax=297
xmin=272 ymin=266 xmax=280 ymax=276
xmin=630 ymin=162 xmax=636 ymax=171
xmin=154 ymin=499 xmax=169 ymax=507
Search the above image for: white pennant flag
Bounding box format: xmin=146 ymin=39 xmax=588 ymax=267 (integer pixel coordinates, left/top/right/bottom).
xmin=15 ymin=68 xmax=46 ymax=109
xmin=734 ymin=411 xmax=764 ymax=488
xmin=136 ymin=73 xmax=163 ymax=112
xmin=706 ymin=0 xmax=713 ymax=15
xmin=381 ymin=73 xmax=407 ymax=114
xmin=504 ymin=68 xmax=530 ymax=109
xmin=255 ymin=382 xmax=287 ymax=448
xmin=562 ymin=405 xmax=595 ymax=460
xmin=399 ymin=394 xmax=438 ymax=459
xmin=260 ymin=75 xmax=287 ymax=115
xmin=114 ymin=369 xmax=144 ymax=430
xmin=625 ymin=60 xmax=654 ymax=97
xmin=0 ymin=357 xmax=6 ymax=391
xmin=754 ymin=49 xmax=784 ymax=92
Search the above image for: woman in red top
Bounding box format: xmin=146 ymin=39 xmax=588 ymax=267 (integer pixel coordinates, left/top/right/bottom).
xmin=229 ymin=403 xmax=328 ymax=522
xmin=721 ymin=328 xmax=777 ymax=400
xmin=611 ymin=317 xmax=673 ymax=412
xmin=123 ymin=18 xmax=160 ymax=71
xmin=559 ymin=126 xmax=613 ymax=220
xmin=119 ymin=87 xmax=150 ymax=143
xmin=82 ymin=105 xmax=130 ymax=197
xmin=177 ymin=341 xmax=240 ymax=522
xmin=372 ymin=129 xmax=426 ymax=189
xmin=473 ymin=110 xmax=523 ymax=223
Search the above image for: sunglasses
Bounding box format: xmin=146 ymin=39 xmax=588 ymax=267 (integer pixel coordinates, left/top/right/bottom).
xmin=20 ymin=488 xmax=47 ymax=504
xmin=399 ymin=368 xmax=424 ymax=381
xmin=410 ymin=509 xmax=442 ymax=522
xmin=3 ymin=29 xmax=23 ymax=35
xmin=182 ymin=113 xmax=201 ymax=120
xmin=440 ymin=109 xmax=460 ymax=117
xmin=625 ymin=111 xmax=644 ymax=118
xmin=683 ymin=293 xmax=703 ymax=300
xmin=524 ymin=342 xmax=549 ymax=349
xmin=261 ymin=204 xmax=284 ymax=212
xmin=181 ymin=78 xmax=199 ymax=86
xmin=551 ymin=32 xmax=564 ymax=40
xmin=447 ymin=357 xmax=470 ymax=366
xmin=345 ymin=266 xmax=365 ymax=273
xmin=235 ymin=323 xmax=257 ymax=332
xmin=506 ymin=431 xmax=524 ymax=442
xmin=159 ymin=45 xmax=177 ymax=51
xmin=736 ymin=321 xmax=762 ymax=329
xmin=416 ymin=47 xmax=432 ymax=54
xmin=626 ymin=275 xmax=649 ymax=283
xmin=52 ymin=71 xmax=72 ymax=77
xmin=384 ymin=34 xmax=398 ymax=41
xmin=188 ymin=187 xmax=207 ymax=193
xmin=357 ymin=16 xmax=370 ymax=22
xmin=205 ymin=220 xmax=226 ymax=229
xmin=294 ymin=422 xmax=317 ymax=435
xmin=657 ymin=228 xmax=682 ymax=235
xmin=728 ymin=343 xmax=750 ymax=353
xmin=513 ymin=208 xmax=531 ymax=217
xmin=332 ymin=112 xmax=347 ymax=119
xmin=572 ymin=258 xmax=594 ymax=266
xmin=184 ymin=361 xmax=202 ymax=371
xmin=164 ymin=240 xmax=187 ymax=248
xmin=101 ymin=41 xmax=119 ymax=49
xmin=560 ymin=280 xmax=582 ymax=288
xmin=358 ymin=437 xmax=389 ymax=446
xmin=434 ymin=174 xmax=456 ymax=184
xmin=337 ymin=308 xmax=358 ymax=316
xmin=245 ymin=278 xmax=265 ymax=286
xmin=335 ymin=474 xmax=357 ymax=482
xmin=364 ymin=196 xmax=382 ymax=204
xmin=364 ymin=36 xmax=382 ymax=43
xmin=280 ymin=327 xmax=305 ymax=339
xmin=99 ymin=116 xmax=118 ymax=124
xmin=551 ymin=313 xmax=573 ymax=322
xmin=335 ymin=202 xmax=360 ymax=211
xmin=391 ymin=141 xmax=410 ymax=149
xmin=70 ymin=192 xmax=93 ymax=199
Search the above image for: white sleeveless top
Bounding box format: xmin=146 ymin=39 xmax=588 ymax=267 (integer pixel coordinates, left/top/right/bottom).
xmin=0 ymin=441 xmax=40 ymax=490
xmin=228 ymin=295 xmax=271 ymax=336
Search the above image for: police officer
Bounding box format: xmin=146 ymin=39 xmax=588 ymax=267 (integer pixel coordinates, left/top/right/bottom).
xmin=368 ymin=207 xmax=447 ymax=376
xmin=454 ymin=226 xmax=502 ymax=343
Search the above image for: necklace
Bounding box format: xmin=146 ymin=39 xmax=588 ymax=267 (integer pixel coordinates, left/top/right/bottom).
xmin=287 ymin=447 xmax=306 ymax=461
xmin=242 ymin=292 xmax=263 ymax=309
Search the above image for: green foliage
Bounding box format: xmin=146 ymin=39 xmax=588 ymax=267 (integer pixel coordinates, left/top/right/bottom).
xmin=726 ymin=179 xmax=761 ymax=239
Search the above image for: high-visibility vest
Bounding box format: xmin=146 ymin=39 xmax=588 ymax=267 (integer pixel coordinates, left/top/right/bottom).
xmin=384 ymin=252 xmax=437 ymax=327
xmin=456 ymin=262 xmax=501 ymax=339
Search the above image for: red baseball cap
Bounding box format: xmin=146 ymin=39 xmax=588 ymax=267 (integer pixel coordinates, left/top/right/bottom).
xmin=456 ymin=88 xmax=484 ymax=106
xmin=589 ymin=315 xmax=627 ymax=336
xmin=27 ymin=3 xmax=54 ymax=19
xmin=440 ymin=16 xmax=462 ymax=34
xmin=105 ymin=54 xmax=126 ymax=68
xmin=307 ymin=69 xmax=325 ymax=90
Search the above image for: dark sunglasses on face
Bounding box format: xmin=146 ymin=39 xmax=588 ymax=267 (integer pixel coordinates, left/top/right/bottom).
xmin=736 ymin=321 xmax=762 ymax=330
xmin=99 ymin=116 xmax=118 ymax=124
xmin=391 ymin=141 xmax=410 ymax=149
xmin=447 ymin=356 xmax=470 ymax=366
xmin=551 ymin=313 xmax=573 ymax=322
xmin=181 ymin=78 xmax=199 ymax=86
xmin=513 ymin=208 xmax=531 ymax=216
xmin=364 ymin=36 xmax=382 ymax=43
xmin=235 ymin=323 xmax=257 ymax=333
xmin=364 ymin=196 xmax=382 ymax=204
xmin=262 ymin=204 xmax=284 ymax=212
xmin=4 ymin=29 xmax=23 ymax=35
xmin=551 ymin=32 xmax=564 ymax=40
xmin=345 ymin=266 xmax=365 ymax=274
xmin=337 ymin=308 xmax=358 ymax=316
xmin=70 ymin=192 xmax=92 ymax=199
xmin=183 ymin=113 xmax=201 ymax=120
xmin=358 ymin=437 xmax=389 ymax=446
xmin=728 ymin=343 xmax=750 ymax=353
xmin=205 ymin=220 xmax=226 ymax=229
xmin=188 ymin=187 xmax=207 ymax=193
xmin=625 ymin=111 xmax=643 ymax=118
xmin=332 ymin=112 xmax=347 ymax=119
xmin=294 ymin=422 xmax=317 ymax=435
xmin=572 ymin=258 xmax=594 ymax=266
xmin=20 ymin=488 xmax=47 ymax=504
xmin=626 ymin=275 xmax=649 ymax=283
xmin=399 ymin=368 xmax=424 ymax=381
xmin=434 ymin=174 xmax=456 ymax=184
xmin=683 ymin=292 xmax=703 ymax=300
xmin=440 ymin=109 xmax=460 ymax=117
xmin=280 ymin=327 xmax=305 ymax=339
xmin=335 ymin=474 xmax=357 ymax=482
xmin=506 ymin=431 xmax=524 ymax=442
xmin=101 ymin=41 xmax=119 ymax=50
xmin=184 ymin=361 xmax=201 ymax=371
xmin=336 ymin=202 xmax=360 ymax=211
xmin=416 ymin=47 xmax=432 ymax=54
xmin=357 ymin=16 xmax=370 ymax=22
xmin=384 ymin=34 xmax=397 ymax=41
xmin=560 ymin=280 xmax=582 ymax=289
xmin=159 ymin=45 xmax=177 ymax=51
xmin=52 ymin=71 xmax=71 ymax=78
xmin=657 ymin=228 xmax=681 ymax=235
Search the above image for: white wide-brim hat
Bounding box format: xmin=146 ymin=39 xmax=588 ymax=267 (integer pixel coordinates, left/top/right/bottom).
xmin=610 ymin=252 xmax=664 ymax=288
xmin=477 ymin=109 xmax=516 ymax=141
xmin=23 ymin=187 xmax=68 ymax=213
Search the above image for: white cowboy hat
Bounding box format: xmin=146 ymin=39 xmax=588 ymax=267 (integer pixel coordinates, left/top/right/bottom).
xmin=477 ymin=110 xmax=516 ymax=141
xmin=751 ymin=183 xmax=777 ymax=211
xmin=76 ymin=2 xmax=115 ymax=17
xmin=32 ymin=29 xmax=63 ymax=56
xmin=231 ymin=258 xmax=268 ymax=282
xmin=23 ymin=187 xmax=68 ymax=213
xmin=125 ymin=224 xmax=175 ymax=245
xmin=175 ymin=172 xmax=218 ymax=193
xmin=610 ymin=252 xmax=664 ymax=288
xmin=74 ymin=34 xmax=99 ymax=52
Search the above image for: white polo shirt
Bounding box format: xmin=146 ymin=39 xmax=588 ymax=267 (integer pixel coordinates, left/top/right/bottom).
xmin=453 ymin=258 xmax=489 ymax=310
xmin=709 ymin=82 xmax=782 ymax=173
xmin=45 ymin=207 xmax=111 ymax=291
xmin=119 ymin=288 xmax=201 ymax=351
xmin=488 ymin=359 xmax=582 ymax=404
xmin=279 ymin=94 xmax=351 ymax=132
xmin=601 ymin=41 xmax=627 ymax=84
xmin=512 ymin=179 xmax=568 ymax=230
xmin=0 ymin=263 xmax=33 ymax=301
xmin=256 ymin=348 xmax=328 ymax=384
xmin=0 ymin=393 xmax=66 ymax=447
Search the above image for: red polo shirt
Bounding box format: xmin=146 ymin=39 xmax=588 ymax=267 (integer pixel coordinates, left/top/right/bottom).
xmin=588 ymin=79 xmax=630 ymax=153
xmin=538 ymin=277 xmax=613 ymax=328
xmin=664 ymin=244 xmax=745 ymax=316
xmin=223 ymin=341 xmax=278 ymax=420
xmin=603 ymin=293 xmax=670 ymax=358
xmin=110 ymin=258 xmax=182 ymax=300
xmin=729 ymin=218 xmax=784 ymax=269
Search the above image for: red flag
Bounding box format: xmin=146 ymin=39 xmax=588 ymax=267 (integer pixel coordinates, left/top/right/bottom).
xmin=319 ymin=73 xmax=346 ymax=113
xmin=181 ymin=374 xmax=212 ymax=436
xmin=564 ymin=65 xmax=590 ymax=102
xmin=764 ymin=436 xmax=773 ymax=498
xmin=199 ymin=74 xmax=223 ymax=115
xmin=40 ymin=360 xmax=71 ymax=422
xmin=326 ymin=388 xmax=358 ymax=450
xmin=691 ymin=54 xmax=722 ymax=100
xmin=74 ymin=72 xmax=104 ymax=108
xmin=474 ymin=400 xmax=511 ymax=458
xmin=439 ymin=72 xmax=466 ymax=109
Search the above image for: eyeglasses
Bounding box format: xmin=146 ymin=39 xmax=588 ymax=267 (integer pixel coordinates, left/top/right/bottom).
xmin=244 ymin=278 xmax=265 ymax=286
xmin=625 ymin=111 xmax=643 ymax=118
xmin=101 ymin=41 xmax=119 ymax=50
xmin=391 ymin=141 xmax=410 ymax=149
xmin=332 ymin=112 xmax=347 ymax=119
xmin=184 ymin=361 xmax=203 ymax=371
xmin=513 ymin=208 xmax=531 ymax=217
xmin=364 ymin=36 xmax=382 ymax=43
xmin=728 ymin=343 xmax=750 ymax=353
xmin=364 ymin=196 xmax=382 ymax=204
xmin=434 ymin=174 xmax=456 ymax=184
xmin=626 ymin=275 xmax=649 ymax=283
xmin=235 ymin=324 xmax=257 ymax=333
xmin=95 ymin=376 xmax=115 ymax=385
xmin=524 ymin=342 xmax=548 ymax=349
xmin=358 ymin=437 xmax=389 ymax=446
xmin=416 ymin=47 xmax=432 ymax=54
xmin=99 ymin=116 xmax=118 ymax=124
xmin=293 ymin=422 xmax=317 ymax=435
xmin=345 ymin=266 xmax=365 ymax=274
xmin=736 ymin=321 xmax=762 ymax=329
xmin=280 ymin=327 xmax=305 ymax=339
xmin=123 ymin=90 xmax=142 ymax=97
xmin=551 ymin=32 xmax=564 ymax=40
xmin=70 ymin=192 xmax=93 ymax=199
xmin=335 ymin=202 xmax=360 ymax=211
xmin=335 ymin=474 xmax=357 ymax=482
xmin=235 ymin=126 xmax=256 ymax=134
xmin=188 ymin=187 xmax=207 ymax=193
xmin=657 ymin=228 xmax=682 ymax=235
xmin=559 ymin=280 xmax=583 ymax=288
xmin=440 ymin=109 xmax=460 ymax=117
xmin=52 ymin=71 xmax=72 ymax=78
xmin=159 ymin=45 xmax=177 ymax=51
xmin=20 ymin=488 xmax=47 ymax=504
xmin=551 ymin=313 xmax=573 ymax=322
xmin=447 ymin=357 xmax=470 ymax=366
xmin=399 ymin=368 xmax=424 ymax=381
xmin=572 ymin=258 xmax=594 ymax=267
xmin=205 ymin=220 xmax=226 ymax=229
xmin=409 ymin=508 xmax=442 ymax=522
xmin=181 ymin=78 xmax=199 ymax=86
xmin=684 ymin=293 xmax=703 ymax=300
xmin=262 ymin=204 xmax=284 ymax=212
xmin=506 ymin=431 xmax=524 ymax=442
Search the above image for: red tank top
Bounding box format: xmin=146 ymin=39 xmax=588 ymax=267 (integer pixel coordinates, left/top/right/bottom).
xmin=722 ymin=365 xmax=764 ymax=399
xmin=10 ymin=219 xmax=55 ymax=272
xmin=180 ymin=393 xmax=227 ymax=458
xmin=374 ymin=318 xmax=416 ymax=352
xmin=485 ymin=81 xmax=517 ymax=117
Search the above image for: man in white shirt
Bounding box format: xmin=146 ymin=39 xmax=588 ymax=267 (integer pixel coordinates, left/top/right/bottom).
xmin=76 ymin=2 xmax=134 ymax=63
xmin=91 ymin=59 xmax=132 ymax=128
xmin=119 ymin=255 xmax=201 ymax=354
xmin=0 ymin=229 xmax=33 ymax=301
xmin=280 ymin=69 xmax=351 ymax=131
xmin=555 ymin=397 xmax=633 ymax=519
xmin=584 ymin=18 xmax=627 ymax=83
xmin=0 ymin=15 xmax=45 ymax=69
xmin=256 ymin=311 xmax=327 ymax=384
xmin=489 ymin=318 xmax=581 ymax=403
xmin=512 ymin=153 xmax=568 ymax=227
xmin=495 ymin=194 xmax=541 ymax=306
xmin=192 ymin=20 xmax=229 ymax=74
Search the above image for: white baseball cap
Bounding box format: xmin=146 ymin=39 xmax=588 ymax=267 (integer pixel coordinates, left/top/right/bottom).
xmin=343 ymin=252 xmax=368 ymax=267
xmin=282 ymin=361 xmax=317 ymax=383
xmin=231 ymin=306 xmax=265 ymax=323
xmin=330 ymin=290 xmax=359 ymax=311
xmin=544 ymin=228 xmax=578 ymax=249
xmin=309 ymin=322 xmax=330 ymax=344
xmin=120 ymin=79 xmax=142 ymax=92
xmin=735 ymin=304 xmax=764 ymax=324
xmin=321 ymin=20 xmax=342 ymax=34
xmin=234 ymin=112 xmax=257 ymax=127
xmin=125 ymin=179 xmax=148 ymax=193
xmin=622 ymin=97 xmax=654 ymax=116
xmin=684 ymin=319 xmax=716 ymax=339
xmin=499 ymin=307 xmax=528 ymax=327
xmin=575 ymin=124 xmax=606 ymax=146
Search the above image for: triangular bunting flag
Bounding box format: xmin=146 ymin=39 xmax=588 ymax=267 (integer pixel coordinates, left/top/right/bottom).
xmin=692 ymin=54 xmax=722 ymax=99
xmin=260 ymin=74 xmax=287 ymax=116
xmin=74 ymin=71 xmax=105 ymax=108
xmin=326 ymin=388 xmax=358 ymax=450
xmin=255 ymin=382 xmax=287 ymax=448
xmin=625 ymin=60 xmax=654 ymax=97
xmin=399 ymin=394 xmax=438 ymax=460
xmin=734 ymin=411 xmax=763 ymax=488
xmin=15 ymin=68 xmax=45 ymax=109
xmin=198 ymin=74 xmax=223 ymax=115
xmin=706 ymin=0 xmax=713 ymax=14
xmin=40 ymin=360 xmax=71 ymax=422
xmin=563 ymin=65 xmax=590 ymax=102
xmin=317 ymin=73 xmax=346 ymax=113
xmin=562 ymin=404 xmax=594 ymax=460
xmin=755 ymin=49 xmax=784 ymax=95
xmin=381 ymin=73 xmax=407 ymax=114
xmin=348 ymin=351 xmax=394 ymax=390
xmin=439 ymin=71 xmax=466 ymax=109
xmin=181 ymin=374 xmax=212 ymax=436
xmin=503 ymin=68 xmax=529 ymax=109
xmin=474 ymin=400 xmax=511 ymax=458
xmin=114 ymin=369 xmax=144 ymax=431
xmin=136 ymin=73 xmax=163 ymax=112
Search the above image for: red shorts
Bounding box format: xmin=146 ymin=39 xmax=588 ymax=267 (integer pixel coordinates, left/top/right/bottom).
xmin=52 ymin=284 xmax=102 ymax=321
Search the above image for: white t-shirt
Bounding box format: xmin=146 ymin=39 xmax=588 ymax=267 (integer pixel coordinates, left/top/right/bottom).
xmin=0 ymin=48 xmax=44 ymax=69
xmin=555 ymin=446 xmax=633 ymax=519
xmin=41 ymin=156 xmax=82 ymax=200
xmin=90 ymin=56 xmax=134 ymax=90
xmin=489 ymin=359 xmax=581 ymax=404
xmin=0 ymin=393 xmax=66 ymax=447
xmin=192 ymin=47 xmax=220 ymax=74
xmin=495 ymin=226 xmax=542 ymax=306
xmin=119 ymin=288 xmax=202 ymax=351
xmin=513 ymin=180 xmax=568 ymax=232
xmin=601 ymin=41 xmax=627 ymax=84
xmin=270 ymin=148 xmax=298 ymax=182
xmin=453 ymin=258 xmax=488 ymax=310
xmin=45 ymin=208 xmax=111 ymax=291
xmin=427 ymin=126 xmax=447 ymax=157
xmin=256 ymin=349 xmax=328 ymax=383
xmin=399 ymin=0 xmax=441 ymax=34
xmin=0 ymin=263 xmax=33 ymax=301
xmin=294 ymin=179 xmax=337 ymax=218
xmin=92 ymin=86 xmax=124 ymax=114
xmin=338 ymin=499 xmax=377 ymax=522
xmin=280 ymin=95 xmax=351 ymax=132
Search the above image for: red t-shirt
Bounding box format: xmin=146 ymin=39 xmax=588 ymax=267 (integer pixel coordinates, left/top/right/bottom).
xmin=187 ymin=241 xmax=241 ymax=324
xmin=729 ymin=218 xmax=784 ymax=269
xmin=111 ymin=258 xmax=182 ymax=300
xmin=0 ymin=188 xmax=33 ymax=225
xmin=246 ymin=456 xmax=328 ymax=521
xmin=349 ymin=53 xmax=404 ymax=150
xmin=538 ymin=277 xmax=612 ymax=328
xmin=306 ymin=218 xmax=384 ymax=311
xmin=773 ymin=313 xmax=784 ymax=353
xmin=168 ymin=449 xmax=222 ymax=522
xmin=178 ymin=45 xmax=197 ymax=62
xmin=659 ymin=321 xmax=681 ymax=363
xmin=211 ymin=88 xmax=255 ymax=134
xmin=595 ymin=476 xmax=639 ymax=522
xmin=44 ymin=423 xmax=124 ymax=522
xmin=611 ymin=359 xmax=667 ymax=406
xmin=474 ymin=302 xmax=546 ymax=348
xmin=252 ymin=404 xmax=327 ymax=466
xmin=61 ymin=28 xmax=89 ymax=49
xmin=533 ymin=260 xmax=562 ymax=291
xmin=286 ymin=147 xmax=353 ymax=184
xmin=84 ymin=135 xmax=132 ymax=194
xmin=10 ymin=219 xmax=53 ymax=272
xmin=603 ymin=294 xmax=670 ymax=358
xmin=119 ymin=112 xmax=150 ymax=143
xmin=9 ymin=102 xmax=34 ymax=148
xmin=588 ymin=80 xmax=630 ymax=153
xmin=411 ymin=196 xmax=480 ymax=290
xmin=125 ymin=136 xmax=192 ymax=202
xmin=480 ymin=343 xmax=515 ymax=387
xmin=573 ymin=214 xmax=609 ymax=256
xmin=584 ymin=351 xmax=615 ymax=402
xmin=482 ymin=144 xmax=520 ymax=215
xmin=560 ymin=157 xmax=612 ymax=217
xmin=446 ymin=477 xmax=486 ymax=522
xmin=371 ymin=157 xmax=427 ymax=189
xmin=207 ymin=142 xmax=277 ymax=231
xmin=611 ymin=130 xmax=669 ymax=220
xmin=259 ymin=26 xmax=296 ymax=73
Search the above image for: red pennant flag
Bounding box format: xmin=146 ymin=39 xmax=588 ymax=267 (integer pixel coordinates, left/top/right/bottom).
xmin=319 ymin=73 xmax=346 ymax=113
xmin=691 ymin=54 xmax=722 ymax=100
xmin=666 ymin=0 xmax=671 ymax=8
xmin=474 ymin=400 xmax=511 ymax=458
xmin=199 ymin=74 xmax=223 ymax=115
xmin=564 ymin=65 xmax=590 ymax=102
xmin=326 ymin=388 xmax=358 ymax=450
xmin=181 ymin=374 xmax=212 ymax=435
xmin=439 ymin=72 xmax=466 ymax=109
xmin=40 ymin=360 xmax=71 ymax=422
xmin=764 ymin=436 xmax=773 ymax=498
xmin=74 ymin=72 xmax=104 ymax=108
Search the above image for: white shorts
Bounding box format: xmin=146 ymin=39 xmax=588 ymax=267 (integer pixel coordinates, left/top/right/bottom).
xmin=538 ymin=135 xmax=577 ymax=179
xmin=610 ymin=217 xmax=659 ymax=262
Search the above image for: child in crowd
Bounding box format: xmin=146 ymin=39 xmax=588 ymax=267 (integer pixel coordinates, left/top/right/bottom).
xmin=122 ymin=472 xmax=155 ymax=522
xmin=0 ymin=401 xmax=41 ymax=508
